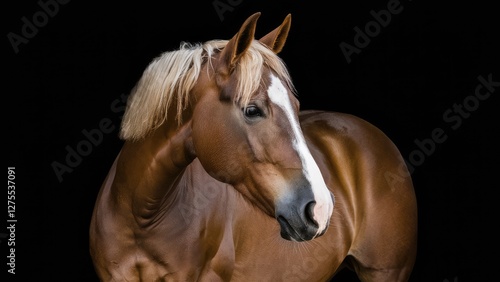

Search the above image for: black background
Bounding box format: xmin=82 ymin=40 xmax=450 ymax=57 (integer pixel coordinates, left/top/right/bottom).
xmin=4 ymin=0 xmax=499 ymax=281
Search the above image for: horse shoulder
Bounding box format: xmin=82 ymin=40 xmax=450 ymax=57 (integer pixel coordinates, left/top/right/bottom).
xmin=299 ymin=110 xmax=411 ymax=194
xmin=299 ymin=110 xmax=418 ymax=278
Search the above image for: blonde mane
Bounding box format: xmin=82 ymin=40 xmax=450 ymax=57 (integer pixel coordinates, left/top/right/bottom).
xmin=120 ymin=39 xmax=295 ymax=141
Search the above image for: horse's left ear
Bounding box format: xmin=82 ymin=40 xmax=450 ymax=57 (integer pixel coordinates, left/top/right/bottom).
xmin=259 ymin=13 xmax=291 ymax=54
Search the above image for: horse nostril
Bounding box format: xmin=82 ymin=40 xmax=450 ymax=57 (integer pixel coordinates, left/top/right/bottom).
xmin=305 ymin=201 xmax=318 ymax=227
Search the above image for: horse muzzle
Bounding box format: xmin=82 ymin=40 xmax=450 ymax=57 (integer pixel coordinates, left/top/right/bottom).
xmin=275 ymin=187 xmax=332 ymax=242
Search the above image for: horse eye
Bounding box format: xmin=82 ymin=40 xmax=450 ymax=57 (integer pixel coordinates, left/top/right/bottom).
xmin=243 ymin=105 xmax=263 ymax=119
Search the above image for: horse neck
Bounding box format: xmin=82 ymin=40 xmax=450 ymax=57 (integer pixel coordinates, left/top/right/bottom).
xmin=115 ymin=117 xmax=195 ymax=226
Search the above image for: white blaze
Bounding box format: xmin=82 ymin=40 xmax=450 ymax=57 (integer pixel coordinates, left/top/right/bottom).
xmin=267 ymin=74 xmax=334 ymax=235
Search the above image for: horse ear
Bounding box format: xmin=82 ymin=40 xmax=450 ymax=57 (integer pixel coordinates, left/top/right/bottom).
xmin=259 ymin=13 xmax=291 ymax=54
xmin=219 ymin=12 xmax=260 ymax=73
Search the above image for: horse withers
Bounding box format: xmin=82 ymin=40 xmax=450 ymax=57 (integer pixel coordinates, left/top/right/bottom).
xmin=89 ymin=12 xmax=417 ymax=281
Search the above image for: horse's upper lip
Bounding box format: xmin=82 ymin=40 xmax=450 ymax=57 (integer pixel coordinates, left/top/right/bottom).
xmin=277 ymin=215 xmax=308 ymax=242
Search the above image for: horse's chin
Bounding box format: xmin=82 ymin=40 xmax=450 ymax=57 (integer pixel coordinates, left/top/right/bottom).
xmin=277 ymin=215 xmax=326 ymax=242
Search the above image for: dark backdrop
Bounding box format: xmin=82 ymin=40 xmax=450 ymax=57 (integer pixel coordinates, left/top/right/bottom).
xmin=4 ymin=0 xmax=498 ymax=281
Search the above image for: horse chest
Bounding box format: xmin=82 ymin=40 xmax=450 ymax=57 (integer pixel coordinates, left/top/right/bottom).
xmin=153 ymin=208 xmax=343 ymax=281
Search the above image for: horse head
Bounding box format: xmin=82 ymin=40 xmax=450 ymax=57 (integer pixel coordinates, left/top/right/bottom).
xmin=190 ymin=12 xmax=334 ymax=241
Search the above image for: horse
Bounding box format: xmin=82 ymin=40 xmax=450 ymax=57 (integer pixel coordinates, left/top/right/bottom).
xmin=89 ymin=12 xmax=417 ymax=281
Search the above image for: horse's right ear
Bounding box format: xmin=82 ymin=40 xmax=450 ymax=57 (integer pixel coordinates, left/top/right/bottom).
xmin=218 ymin=12 xmax=260 ymax=74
